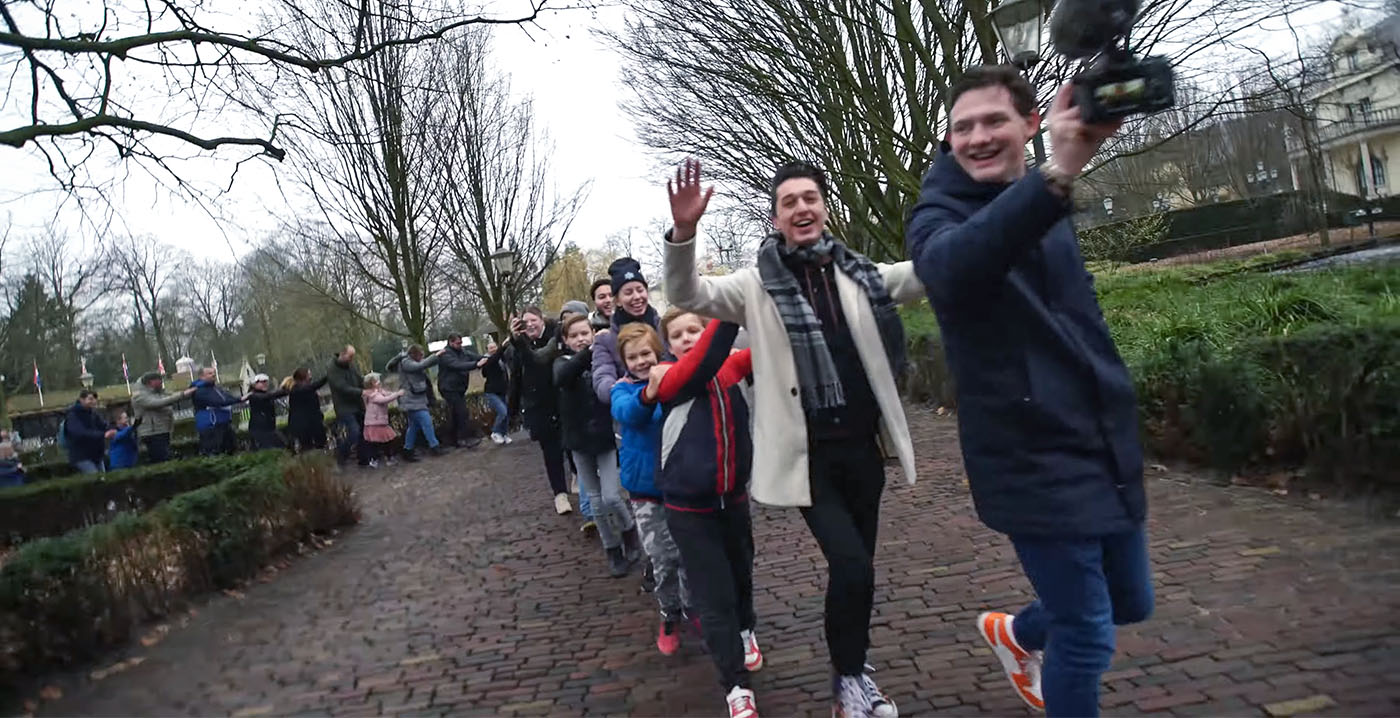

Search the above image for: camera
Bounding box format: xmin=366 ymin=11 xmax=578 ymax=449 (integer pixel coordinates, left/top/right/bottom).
xmin=1048 ymin=0 xmax=1175 ymax=123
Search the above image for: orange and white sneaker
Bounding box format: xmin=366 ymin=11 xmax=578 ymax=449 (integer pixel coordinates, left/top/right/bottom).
xmin=657 ymin=619 xmax=681 ymax=656
xmin=726 ymin=686 xmax=759 ymax=718
xmin=741 ymin=629 xmax=764 ymax=672
xmin=977 ymin=612 xmax=1044 ymax=711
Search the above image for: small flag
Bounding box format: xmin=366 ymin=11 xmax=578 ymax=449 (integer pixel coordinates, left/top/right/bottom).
xmin=121 ymin=354 xmax=130 ymax=383
xmin=211 ymin=352 xmax=219 ymax=382
xmin=157 ymin=356 xmax=166 ymax=375
xmin=80 ymin=356 xmax=88 ymax=377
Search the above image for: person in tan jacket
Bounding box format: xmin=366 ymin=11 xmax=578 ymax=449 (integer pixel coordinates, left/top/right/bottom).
xmin=664 ymin=159 xmax=924 ymax=718
xmin=131 ymin=372 xmax=195 ymax=463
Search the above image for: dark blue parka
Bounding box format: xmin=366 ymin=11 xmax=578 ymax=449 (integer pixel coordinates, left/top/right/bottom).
xmin=906 ymin=144 xmax=1145 ymax=537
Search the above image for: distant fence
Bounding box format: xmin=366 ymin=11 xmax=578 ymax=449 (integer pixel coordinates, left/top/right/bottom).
xmin=1087 ymin=190 xmax=1400 ymax=263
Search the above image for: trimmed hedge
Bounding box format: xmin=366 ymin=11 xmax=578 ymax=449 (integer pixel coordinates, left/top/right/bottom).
xmin=0 ymin=452 xmax=284 ymax=548
xmin=900 ymin=260 xmax=1400 ymax=489
xmin=0 ymin=454 xmax=358 ymax=680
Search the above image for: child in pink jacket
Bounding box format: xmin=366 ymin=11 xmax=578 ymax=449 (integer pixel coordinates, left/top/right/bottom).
xmin=362 ymin=373 xmax=405 ymax=468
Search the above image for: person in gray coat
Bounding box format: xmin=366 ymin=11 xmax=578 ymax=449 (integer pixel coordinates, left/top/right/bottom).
xmin=388 ymin=344 xmax=448 ymax=461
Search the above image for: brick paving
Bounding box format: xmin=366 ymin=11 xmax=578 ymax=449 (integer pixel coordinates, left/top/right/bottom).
xmin=34 ymin=405 xmax=1400 ymax=716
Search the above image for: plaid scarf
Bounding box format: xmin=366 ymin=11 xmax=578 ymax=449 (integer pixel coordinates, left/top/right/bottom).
xmin=756 ymin=231 xmax=906 ymax=412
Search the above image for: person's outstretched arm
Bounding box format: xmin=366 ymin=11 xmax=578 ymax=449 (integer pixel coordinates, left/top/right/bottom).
xmin=654 ymin=319 xmax=740 ymax=404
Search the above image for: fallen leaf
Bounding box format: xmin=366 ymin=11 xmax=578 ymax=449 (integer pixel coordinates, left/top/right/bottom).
xmin=1149 ymin=463 xmax=1168 ymax=473
xmin=1271 ymin=488 xmax=1288 ymax=496
xmin=39 ymin=685 xmax=62 ymax=701
xmin=223 ymin=589 xmax=246 ymax=600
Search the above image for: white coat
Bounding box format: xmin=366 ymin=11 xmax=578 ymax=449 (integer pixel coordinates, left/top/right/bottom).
xmin=664 ymin=233 xmax=926 ymax=507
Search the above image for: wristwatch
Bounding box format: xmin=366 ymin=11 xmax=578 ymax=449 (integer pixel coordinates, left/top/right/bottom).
xmin=1040 ymin=160 xmax=1075 ymax=199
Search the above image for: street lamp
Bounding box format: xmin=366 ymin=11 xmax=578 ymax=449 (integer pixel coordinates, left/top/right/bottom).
xmin=1103 ymin=196 xmax=1115 ymax=218
xmin=490 ymin=247 xmax=518 ymax=278
xmin=254 ymin=352 xmax=267 ymax=367
xmin=80 ymin=371 xmax=94 ymax=389
xmin=175 ymin=356 xmax=195 ymax=380
xmin=990 ymin=0 xmax=1051 ymax=164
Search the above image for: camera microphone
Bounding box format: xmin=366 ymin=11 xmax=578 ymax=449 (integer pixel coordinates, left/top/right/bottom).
xmin=1048 ymin=0 xmax=1139 ymax=58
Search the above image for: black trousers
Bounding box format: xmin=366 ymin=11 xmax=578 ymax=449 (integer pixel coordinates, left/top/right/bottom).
xmin=291 ymin=423 xmax=326 ymax=452
xmin=250 ymin=429 xmax=285 ymax=450
xmin=142 ymin=434 xmax=172 ymax=463
xmin=536 ymin=425 xmax=568 ymax=495
xmin=443 ymin=391 xmax=477 ymax=445
xmin=198 ymin=423 xmax=237 ymax=456
xmin=668 ymin=500 xmax=756 ymax=690
xmin=800 ymin=434 xmax=886 ymax=677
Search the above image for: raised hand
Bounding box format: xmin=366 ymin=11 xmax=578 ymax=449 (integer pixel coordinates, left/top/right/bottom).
xmin=643 ymin=363 xmax=672 ymax=401
xmin=667 ymin=158 xmax=714 ymax=242
xmin=1047 ymin=83 xmax=1122 ymax=177
xmin=476 ymin=357 xmax=488 ymax=367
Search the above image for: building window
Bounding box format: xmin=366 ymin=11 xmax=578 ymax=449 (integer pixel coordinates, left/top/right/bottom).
xmin=1373 ymin=154 xmax=1387 ymax=188
xmin=1360 ymin=97 xmax=1373 ymax=120
xmin=1347 ymin=49 xmax=1359 ymax=71
xmin=1355 ymin=158 xmax=1367 ymax=193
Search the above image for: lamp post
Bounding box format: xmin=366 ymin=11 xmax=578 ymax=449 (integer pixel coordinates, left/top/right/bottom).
xmin=990 ymin=0 xmax=1051 ymax=165
xmin=1103 ymin=196 xmax=1115 ymax=219
xmin=80 ymin=370 xmax=94 ymax=389
xmin=490 ymin=247 xmax=518 ymax=279
xmin=254 ymin=352 xmax=267 ymax=367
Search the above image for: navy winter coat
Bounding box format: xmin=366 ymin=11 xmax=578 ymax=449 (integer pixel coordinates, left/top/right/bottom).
xmin=906 ymin=144 xmax=1145 ymax=537
xmin=191 ymin=379 xmax=241 ymax=431
xmin=63 ymin=401 xmax=109 ymax=466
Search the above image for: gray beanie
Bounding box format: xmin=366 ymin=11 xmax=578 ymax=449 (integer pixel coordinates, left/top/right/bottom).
xmin=560 ymin=300 xmax=590 ymax=318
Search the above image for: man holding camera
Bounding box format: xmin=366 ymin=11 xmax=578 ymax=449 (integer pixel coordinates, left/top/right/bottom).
xmin=906 ymin=66 xmax=1153 ymax=717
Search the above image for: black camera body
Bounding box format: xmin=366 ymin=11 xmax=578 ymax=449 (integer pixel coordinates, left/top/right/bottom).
xmin=1049 ymin=0 xmax=1176 ymax=123
xmin=1070 ymin=51 xmax=1175 ymax=123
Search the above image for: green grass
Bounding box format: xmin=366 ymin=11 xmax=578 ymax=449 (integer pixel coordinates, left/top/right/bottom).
xmin=901 ymin=258 xmax=1400 ymax=354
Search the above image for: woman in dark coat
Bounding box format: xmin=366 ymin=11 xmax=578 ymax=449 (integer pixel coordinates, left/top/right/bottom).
xmin=284 ymin=367 xmax=329 ymax=452
xmin=245 ymin=374 xmax=289 ymax=449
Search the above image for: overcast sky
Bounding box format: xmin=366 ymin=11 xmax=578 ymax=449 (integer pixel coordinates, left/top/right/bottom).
xmin=0 ymin=0 xmax=1366 ymax=262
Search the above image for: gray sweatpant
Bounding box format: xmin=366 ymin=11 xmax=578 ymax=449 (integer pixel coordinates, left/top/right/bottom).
xmin=631 ymin=499 xmax=690 ymax=620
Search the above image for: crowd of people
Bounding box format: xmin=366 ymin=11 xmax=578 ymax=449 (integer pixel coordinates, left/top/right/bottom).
xmin=26 ymin=66 xmax=1155 ymax=718
xmin=50 ymin=325 xmax=522 ymax=476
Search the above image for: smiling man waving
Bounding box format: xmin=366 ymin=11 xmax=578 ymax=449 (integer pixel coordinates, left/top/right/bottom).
xmin=665 ymin=158 xmax=926 ymax=718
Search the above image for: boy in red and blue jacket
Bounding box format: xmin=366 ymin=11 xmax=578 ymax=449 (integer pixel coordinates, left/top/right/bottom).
xmin=649 ymin=311 xmax=764 ymax=718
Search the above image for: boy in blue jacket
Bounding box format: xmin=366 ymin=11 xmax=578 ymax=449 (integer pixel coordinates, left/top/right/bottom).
xmin=611 ymin=322 xmax=691 ymax=658
xmin=107 ymin=411 xmax=140 ymax=470
xmin=906 ymin=66 xmax=1152 ymax=717
xmin=650 ymin=310 xmax=763 ymax=718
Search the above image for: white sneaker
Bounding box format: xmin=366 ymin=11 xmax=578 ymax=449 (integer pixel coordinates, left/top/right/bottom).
xmin=741 ymin=629 xmax=764 ymax=672
xmin=554 ymin=493 xmax=573 ymax=515
xmin=490 ymin=433 xmax=505 ymax=445
xmin=977 ymin=612 xmax=1044 ymax=711
xmin=503 ymin=435 xmax=514 ymax=444
xmin=860 ymin=668 xmax=898 ymax=718
xmin=832 ymin=675 xmax=869 ymax=718
xmin=726 ymin=686 xmax=758 ymax=718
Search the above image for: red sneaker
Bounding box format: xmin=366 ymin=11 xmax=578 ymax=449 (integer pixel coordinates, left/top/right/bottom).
xmin=726 ymin=686 xmax=758 ymax=718
xmin=657 ymin=619 xmax=680 ymax=656
xmin=741 ymin=629 xmax=764 ymax=672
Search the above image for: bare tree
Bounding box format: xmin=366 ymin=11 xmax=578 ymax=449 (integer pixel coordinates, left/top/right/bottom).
xmin=0 ymin=0 xmax=551 ymax=196
xmin=427 ymin=31 xmax=588 ymax=334
xmin=608 ymin=0 xmax=1323 ymax=260
xmin=107 ymin=237 xmax=182 ymax=373
xmin=264 ymin=0 xmax=463 ymax=345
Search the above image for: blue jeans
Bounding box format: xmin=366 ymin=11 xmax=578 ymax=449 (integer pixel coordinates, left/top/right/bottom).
xmin=71 ymin=459 xmax=102 ymax=475
xmin=484 ymin=392 xmax=509 ymax=435
xmin=1011 ymin=525 xmax=1155 ymax=717
xmin=403 ymin=409 xmax=439 ymax=451
xmin=336 ymin=412 xmax=367 ymax=466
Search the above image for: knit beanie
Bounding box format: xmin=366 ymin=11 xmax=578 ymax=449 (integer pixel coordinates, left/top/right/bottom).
xmin=559 ymin=300 xmax=590 ymax=318
xmin=608 ymin=257 xmax=648 ymax=296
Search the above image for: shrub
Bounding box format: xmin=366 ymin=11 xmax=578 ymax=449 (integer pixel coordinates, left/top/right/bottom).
xmin=1077 ymin=211 xmax=1169 ymax=262
xmin=0 ymin=454 xmax=357 ymax=680
xmin=0 ymin=452 xmax=284 ymax=548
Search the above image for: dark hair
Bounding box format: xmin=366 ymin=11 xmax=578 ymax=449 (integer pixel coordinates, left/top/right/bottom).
xmin=79 ymin=389 xmax=98 ymax=400
xmin=447 ymin=333 xmax=462 ymax=342
xmin=292 ymin=367 xmax=311 ymax=382
xmin=589 ymin=277 xmax=611 ymax=300
xmin=770 ymin=161 xmax=830 ymax=214
xmin=522 ymin=305 xmax=544 ymax=319
xmin=949 ymin=64 xmax=1036 ymax=118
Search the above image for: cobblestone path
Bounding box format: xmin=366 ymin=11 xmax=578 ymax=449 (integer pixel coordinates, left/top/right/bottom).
xmin=37 ymin=406 xmax=1400 ymax=716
